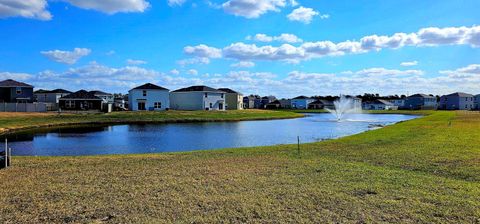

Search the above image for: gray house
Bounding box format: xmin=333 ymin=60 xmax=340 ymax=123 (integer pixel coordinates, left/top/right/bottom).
xmin=405 ymin=94 xmax=437 ymax=110
xmin=170 ymin=85 xmax=226 ymax=111
xmin=218 ymin=88 xmax=243 ymax=110
xmin=0 ymin=79 xmax=34 ymax=103
xmin=439 ymin=92 xmax=474 ymax=110
xmin=34 ymin=89 xmax=72 ymax=104
xmin=363 ymin=99 xmax=398 ymax=110
xmin=475 ymin=94 xmax=480 ymax=110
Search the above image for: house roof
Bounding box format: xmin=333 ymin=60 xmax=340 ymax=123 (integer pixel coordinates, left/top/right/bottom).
xmin=408 ymin=93 xmax=435 ymax=98
xmin=172 ymin=85 xmax=225 ymax=93
xmin=34 ymin=89 xmax=50 ymax=94
xmin=218 ymin=88 xmax=240 ymax=94
xmin=308 ymin=100 xmax=324 ymax=105
xmin=266 ymin=100 xmax=281 ymax=105
xmin=90 ymin=90 xmax=112 ymax=96
xmin=35 ymin=89 xmax=71 ymax=94
xmin=293 ymin=96 xmax=312 ymax=100
xmin=318 ymin=99 xmax=334 ymax=105
xmin=131 ymin=83 xmax=169 ymax=91
xmin=365 ymin=99 xmax=394 ymax=105
xmin=60 ymin=90 xmax=102 ymax=100
xmin=0 ymin=79 xmax=33 ymax=88
xmin=444 ymin=92 xmax=474 ymax=97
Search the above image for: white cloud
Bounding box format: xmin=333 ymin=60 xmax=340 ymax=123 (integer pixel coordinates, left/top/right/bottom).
xmin=440 ymin=64 xmax=480 ymax=77
xmin=287 ymin=7 xmax=324 ymax=24
xmin=222 ymin=0 xmax=286 ymax=19
xmin=193 ymin=25 xmax=480 ymax=63
xmin=187 ymin=69 xmax=198 ymax=75
xmin=126 ymin=59 xmax=147 ymax=65
xmin=231 ymin=61 xmax=255 ymax=68
xmin=62 ymin=0 xmax=150 ymax=14
xmin=400 ymin=61 xmax=418 ymax=67
xmin=170 ymin=69 xmax=180 ymax=75
xmin=40 ymin=48 xmax=91 ymax=65
xmin=353 ymin=67 xmax=423 ymax=77
xmin=168 ymin=0 xmax=186 ymax=7
xmin=0 ymin=71 xmax=33 ymax=80
xmin=105 ymin=50 xmax=116 ymax=56
xmin=184 ymin=44 xmax=222 ymax=58
xmin=249 ymin=33 xmax=303 ymax=43
xmin=177 ymin=57 xmax=211 ymax=66
xmin=0 ymin=0 xmax=52 ymax=20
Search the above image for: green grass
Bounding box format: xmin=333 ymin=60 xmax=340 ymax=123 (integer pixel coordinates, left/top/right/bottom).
xmin=0 ymin=110 xmax=303 ymax=134
xmin=0 ymin=111 xmax=479 ymax=223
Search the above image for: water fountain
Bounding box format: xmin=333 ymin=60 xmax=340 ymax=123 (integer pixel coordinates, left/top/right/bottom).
xmin=325 ymin=95 xmax=362 ymax=121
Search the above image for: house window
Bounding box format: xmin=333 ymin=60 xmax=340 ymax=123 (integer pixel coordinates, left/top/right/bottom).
xmin=143 ymin=90 xmax=147 ymax=97
xmin=205 ymin=93 xmax=208 ymax=98
xmin=16 ymin=87 xmax=22 ymax=95
xmin=221 ymin=94 xmax=224 ymax=98
xmin=209 ymin=103 xmax=213 ymax=108
xmin=154 ymin=102 xmax=162 ymax=109
xmin=66 ymin=100 xmax=75 ymax=108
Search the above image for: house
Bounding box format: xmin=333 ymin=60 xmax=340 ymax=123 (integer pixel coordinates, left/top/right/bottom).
xmin=128 ymin=83 xmax=170 ymax=111
xmin=90 ymin=90 xmax=114 ymax=104
xmin=170 ymin=85 xmax=226 ymax=111
xmin=388 ymin=98 xmax=405 ymax=109
xmin=34 ymin=89 xmax=71 ymax=104
xmin=439 ymin=92 xmax=474 ymax=110
xmin=0 ymin=79 xmax=34 ymax=103
xmin=363 ymin=99 xmax=398 ymax=110
xmin=318 ymin=99 xmax=335 ymax=110
xmin=218 ymin=88 xmax=243 ymax=110
xmin=308 ymin=100 xmax=325 ymax=109
xmin=265 ymin=100 xmax=282 ymax=109
xmin=291 ymin=96 xmax=315 ymax=109
xmin=261 ymin=96 xmax=277 ymax=108
xmin=475 ymin=94 xmax=480 ymax=110
xmin=278 ymin=99 xmax=291 ymax=109
xmin=59 ymin=90 xmax=104 ymax=111
xmin=405 ymin=94 xmax=437 ymax=110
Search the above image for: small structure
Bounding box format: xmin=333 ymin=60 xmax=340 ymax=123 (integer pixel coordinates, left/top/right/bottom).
xmin=363 ymin=99 xmax=398 ymax=110
xmin=0 ymin=79 xmax=34 ymax=103
xmin=128 ymin=83 xmax=170 ymax=111
xmin=308 ymin=100 xmax=324 ymax=109
xmin=170 ymin=85 xmax=226 ymax=111
xmin=291 ymin=96 xmax=315 ymax=109
xmin=439 ymin=92 xmax=474 ymax=110
xmin=218 ymin=88 xmax=243 ymax=110
xmin=405 ymin=94 xmax=437 ymax=110
xmin=34 ymin=89 xmax=71 ymax=104
xmin=59 ymin=90 xmax=105 ymax=111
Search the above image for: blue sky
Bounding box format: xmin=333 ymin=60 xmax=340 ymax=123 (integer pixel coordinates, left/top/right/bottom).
xmin=0 ymin=0 xmax=479 ymax=97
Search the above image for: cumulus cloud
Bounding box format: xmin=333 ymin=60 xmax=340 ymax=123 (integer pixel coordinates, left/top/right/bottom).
xmin=248 ymin=33 xmax=303 ymax=43
xmin=400 ymin=61 xmax=418 ymax=67
xmin=192 ymin=25 xmax=480 ymax=63
xmin=168 ymin=0 xmax=186 ymax=7
xmin=440 ymin=64 xmax=480 ymax=78
xmin=0 ymin=0 xmax=52 ymax=20
xmin=170 ymin=69 xmax=180 ymax=75
xmin=287 ymin=7 xmax=327 ymax=24
xmin=222 ymin=0 xmax=286 ymax=19
xmin=0 ymin=71 xmax=33 ymax=80
xmin=177 ymin=57 xmax=211 ymax=66
xmin=126 ymin=59 xmax=147 ymax=65
xmin=62 ymin=0 xmax=150 ymax=14
xmin=187 ymin=69 xmax=198 ymax=75
xmin=40 ymin=48 xmax=91 ymax=65
xmin=231 ymin=61 xmax=255 ymax=68
xmin=184 ymin=44 xmax=222 ymax=58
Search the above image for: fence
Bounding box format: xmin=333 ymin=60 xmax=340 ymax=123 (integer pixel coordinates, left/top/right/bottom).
xmin=0 ymin=102 xmax=49 ymax=112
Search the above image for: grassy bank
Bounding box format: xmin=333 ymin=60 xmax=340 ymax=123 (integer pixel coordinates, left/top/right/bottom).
xmin=1 ymin=111 xmax=479 ymax=223
xmin=0 ymin=110 xmax=303 ymax=134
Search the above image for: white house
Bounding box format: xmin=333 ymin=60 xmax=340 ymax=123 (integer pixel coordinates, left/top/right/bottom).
xmin=218 ymin=88 xmax=243 ymax=110
xmin=363 ymin=99 xmax=398 ymax=110
xmin=291 ymin=96 xmax=315 ymax=109
xmin=34 ymin=89 xmax=72 ymax=104
xmin=128 ymin=83 xmax=170 ymax=111
xmin=170 ymin=85 xmax=226 ymax=111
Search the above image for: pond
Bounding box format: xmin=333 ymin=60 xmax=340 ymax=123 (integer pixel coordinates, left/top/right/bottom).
xmin=3 ymin=113 xmax=418 ymax=156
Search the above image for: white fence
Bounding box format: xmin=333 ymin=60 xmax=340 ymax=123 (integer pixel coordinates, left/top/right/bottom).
xmin=0 ymin=102 xmax=49 ymax=112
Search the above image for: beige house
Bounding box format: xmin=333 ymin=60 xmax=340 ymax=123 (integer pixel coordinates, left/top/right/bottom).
xmin=218 ymin=88 xmax=243 ymax=110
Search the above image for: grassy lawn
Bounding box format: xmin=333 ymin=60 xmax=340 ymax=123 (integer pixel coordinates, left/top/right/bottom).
xmin=0 ymin=110 xmax=303 ymax=134
xmin=1 ymin=111 xmax=479 ymax=222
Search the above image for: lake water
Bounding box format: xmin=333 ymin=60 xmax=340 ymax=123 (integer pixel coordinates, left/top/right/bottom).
xmin=3 ymin=113 xmax=418 ymax=156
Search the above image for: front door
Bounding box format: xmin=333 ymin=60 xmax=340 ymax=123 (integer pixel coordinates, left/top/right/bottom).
xmin=138 ymin=102 xmax=146 ymax=110
xmin=219 ymin=103 xmax=223 ymax=110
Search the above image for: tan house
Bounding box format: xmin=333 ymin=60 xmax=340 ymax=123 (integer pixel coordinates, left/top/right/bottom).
xmin=218 ymin=88 xmax=243 ymax=110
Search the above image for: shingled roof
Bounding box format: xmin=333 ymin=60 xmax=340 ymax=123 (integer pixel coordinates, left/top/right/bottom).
xmin=409 ymin=93 xmax=435 ymax=98
xmin=218 ymin=88 xmax=240 ymax=94
xmin=0 ymin=79 xmax=33 ymax=88
xmin=172 ymin=85 xmax=225 ymax=93
xmin=35 ymin=89 xmax=71 ymax=94
xmin=60 ymin=90 xmax=102 ymax=100
xmin=132 ymin=83 xmax=169 ymax=91
xmin=444 ymin=92 xmax=474 ymax=97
